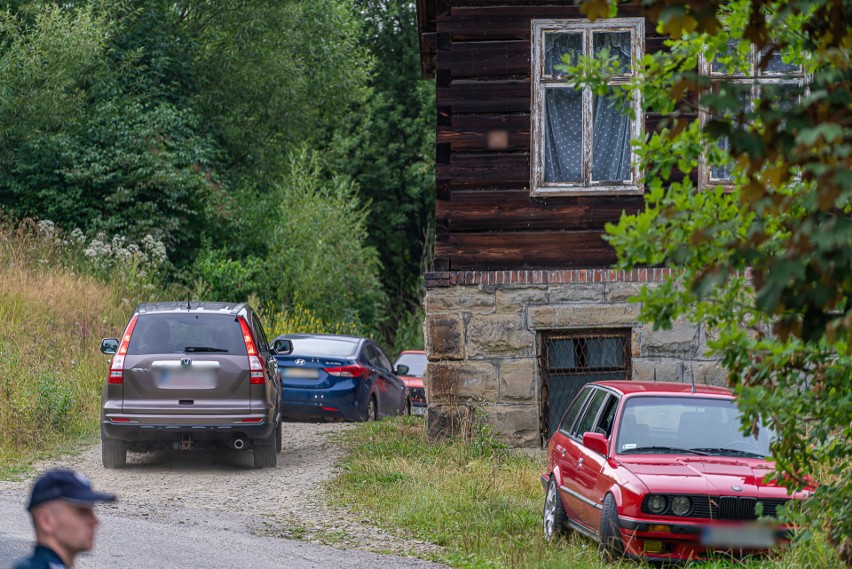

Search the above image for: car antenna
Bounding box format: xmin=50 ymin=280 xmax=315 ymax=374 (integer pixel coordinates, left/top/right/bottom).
xmin=690 ymin=322 xmax=700 ymax=393
xmin=186 ymin=297 xmax=191 ymax=311
xmin=653 ymin=368 xmax=657 ymax=382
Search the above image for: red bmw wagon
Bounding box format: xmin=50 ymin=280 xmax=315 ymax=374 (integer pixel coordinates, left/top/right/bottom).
xmin=542 ymin=381 xmax=810 ymax=561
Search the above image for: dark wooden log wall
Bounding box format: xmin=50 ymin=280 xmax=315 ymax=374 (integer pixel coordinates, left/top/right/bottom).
xmin=428 ymin=1 xmax=670 ymax=271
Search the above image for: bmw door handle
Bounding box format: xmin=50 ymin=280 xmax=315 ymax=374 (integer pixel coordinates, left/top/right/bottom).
xmin=577 ymin=457 xmax=584 ymax=467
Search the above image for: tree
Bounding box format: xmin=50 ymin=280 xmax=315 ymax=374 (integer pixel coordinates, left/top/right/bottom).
xmin=269 ymin=148 xmax=386 ymax=335
xmin=569 ymin=0 xmax=851 ymax=558
xmin=336 ymin=0 xmax=435 ymax=345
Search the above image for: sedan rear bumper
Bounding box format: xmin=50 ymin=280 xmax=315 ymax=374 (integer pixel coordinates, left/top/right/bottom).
xmin=281 ymin=380 xmax=365 ymax=422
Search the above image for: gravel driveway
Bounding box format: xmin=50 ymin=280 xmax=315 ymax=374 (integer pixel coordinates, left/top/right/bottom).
xmin=0 ymin=422 xmax=444 ymax=568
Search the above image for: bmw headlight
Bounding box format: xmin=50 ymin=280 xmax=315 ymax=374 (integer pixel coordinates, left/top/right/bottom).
xmin=647 ymin=494 xmax=667 ymax=514
xmin=671 ymin=495 xmax=691 ymax=516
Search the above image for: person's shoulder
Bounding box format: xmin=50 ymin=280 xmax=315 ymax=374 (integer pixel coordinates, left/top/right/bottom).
xmin=12 ymin=546 xmax=67 ymax=569
xmin=12 ymin=557 xmax=65 ymax=569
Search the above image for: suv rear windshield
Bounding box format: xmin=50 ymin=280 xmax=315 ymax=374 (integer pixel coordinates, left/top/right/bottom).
xmin=127 ymin=313 xmax=247 ymax=355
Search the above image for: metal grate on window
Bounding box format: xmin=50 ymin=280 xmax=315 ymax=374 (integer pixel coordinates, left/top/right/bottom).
xmin=539 ymin=330 xmax=631 ymax=442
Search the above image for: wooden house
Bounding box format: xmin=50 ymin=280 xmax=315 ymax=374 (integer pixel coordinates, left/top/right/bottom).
xmin=416 ymin=1 xmax=726 ymax=446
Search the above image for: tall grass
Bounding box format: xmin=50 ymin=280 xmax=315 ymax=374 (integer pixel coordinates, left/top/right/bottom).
xmin=332 ymin=416 xmax=845 ymax=569
xmin=0 ymin=219 xmax=138 ymax=474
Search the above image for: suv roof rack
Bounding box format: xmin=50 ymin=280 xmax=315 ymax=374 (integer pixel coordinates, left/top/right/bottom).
xmin=135 ymin=302 xmax=247 ymax=315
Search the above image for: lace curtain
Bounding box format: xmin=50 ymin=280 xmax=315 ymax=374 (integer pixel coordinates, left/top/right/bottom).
xmin=543 ymin=31 xmax=632 ymax=183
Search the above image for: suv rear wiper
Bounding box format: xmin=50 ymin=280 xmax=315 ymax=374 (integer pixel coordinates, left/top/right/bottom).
xmin=621 ymin=446 xmax=708 ymax=455
xmin=184 ymin=346 xmax=229 ymax=353
xmin=689 ymin=447 xmax=767 ymax=458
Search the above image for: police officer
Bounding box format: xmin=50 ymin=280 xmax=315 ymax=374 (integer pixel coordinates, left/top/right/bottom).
xmin=13 ymin=469 xmax=116 ymax=569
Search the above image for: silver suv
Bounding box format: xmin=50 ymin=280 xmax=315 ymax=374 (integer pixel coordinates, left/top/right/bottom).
xmin=99 ymin=302 xmax=287 ymax=469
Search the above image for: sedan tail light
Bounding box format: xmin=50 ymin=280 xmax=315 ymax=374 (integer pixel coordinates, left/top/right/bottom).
xmin=324 ymin=364 xmax=368 ymax=378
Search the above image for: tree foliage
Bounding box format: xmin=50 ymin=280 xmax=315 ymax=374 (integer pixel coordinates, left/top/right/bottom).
xmin=270 ymin=148 xmax=385 ymax=334
xmin=0 ymin=1 xmax=409 ymax=339
xmin=337 ymin=0 xmax=435 ymax=341
xmin=570 ymin=0 xmax=851 ymax=558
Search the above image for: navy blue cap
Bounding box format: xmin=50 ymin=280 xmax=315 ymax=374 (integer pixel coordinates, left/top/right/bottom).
xmin=27 ymin=469 xmax=117 ymax=510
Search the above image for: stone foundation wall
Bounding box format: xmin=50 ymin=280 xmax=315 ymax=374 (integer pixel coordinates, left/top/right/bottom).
xmin=423 ymin=269 xmax=726 ymax=447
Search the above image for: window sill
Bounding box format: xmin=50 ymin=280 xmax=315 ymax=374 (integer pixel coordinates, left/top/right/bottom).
xmin=531 ymin=185 xmax=644 ymax=197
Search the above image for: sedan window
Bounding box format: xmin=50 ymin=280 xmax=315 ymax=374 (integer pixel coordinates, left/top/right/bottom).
xmin=616 ymin=396 xmax=775 ymax=457
xmin=285 ymin=337 xmax=358 ymax=357
xmin=597 ymin=395 xmax=618 ymax=437
xmin=573 ymin=389 xmax=608 ymax=437
xmin=374 ymin=346 xmax=393 ymax=372
xmin=394 ymin=353 xmax=426 ymax=377
xmin=558 ymin=386 xmax=592 ymax=435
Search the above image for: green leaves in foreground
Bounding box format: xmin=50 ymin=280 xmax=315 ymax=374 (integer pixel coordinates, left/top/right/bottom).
xmin=573 ymin=0 xmax=852 ymax=559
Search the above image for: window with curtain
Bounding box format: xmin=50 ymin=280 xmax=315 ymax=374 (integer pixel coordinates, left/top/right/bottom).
xmin=531 ymin=19 xmax=644 ymax=196
xmin=699 ymin=42 xmax=806 ymax=188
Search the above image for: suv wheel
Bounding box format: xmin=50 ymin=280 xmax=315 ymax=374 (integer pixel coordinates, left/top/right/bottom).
xmin=253 ymin=429 xmax=277 ymax=469
xmin=102 ymin=439 xmax=127 ymax=469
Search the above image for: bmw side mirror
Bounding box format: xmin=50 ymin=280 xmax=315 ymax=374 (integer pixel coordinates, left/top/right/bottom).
xmin=101 ymin=338 xmax=119 ymax=355
xmin=273 ymin=339 xmax=293 ymax=355
xmin=395 ymin=364 xmax=410 ymax=376
xmin=583 ymin=432 xmax=609 ymax=457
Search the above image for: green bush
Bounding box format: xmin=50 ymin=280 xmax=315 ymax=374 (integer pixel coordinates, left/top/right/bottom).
xmin=268 ymin=148 xmax=386 ymax=336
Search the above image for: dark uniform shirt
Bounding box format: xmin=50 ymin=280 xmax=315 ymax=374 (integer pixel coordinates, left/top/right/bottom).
xmin=12 ymin=545 xmax=68 ymax=569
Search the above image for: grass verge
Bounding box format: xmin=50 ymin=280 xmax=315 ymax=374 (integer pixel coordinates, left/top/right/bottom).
xmin=331 ymin=416 xmax=844 ymax=568
xmin=0 ymin=221 xmax=132 ymax=478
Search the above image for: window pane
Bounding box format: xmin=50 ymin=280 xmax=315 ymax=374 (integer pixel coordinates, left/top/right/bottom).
xmin=711 ymin=136 xmax=733 ymax=181
xmin=592 ymin=89 xmax=631 ymax=182
xmin=759 ymin=48 xmax=799 ymax=75
xmin=548 ymin=339 xmax=576 ymax=368
xmin=593 ymin=31 xmax=632 ymax=72
xmin=544 ymin=88 xmax=583 ymax=183
xmin=544 ymin=32 xmax=582 ymax=77
xmin=711 ymin=40 xmax=751 ymax=75
xmin=587 ymin=338 xmax=624 ymax=367
xmin=761 ymin=82 xmax=803 ymax=111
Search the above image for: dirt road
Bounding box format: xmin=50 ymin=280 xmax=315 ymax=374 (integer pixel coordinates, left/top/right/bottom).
xmin=0 ymin=422 xmax=444 ymax=568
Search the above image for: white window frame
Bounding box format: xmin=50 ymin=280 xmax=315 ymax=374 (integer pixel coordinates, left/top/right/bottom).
xmin=698 ymin=44 xmax=806 ymax=189
xmin=530 ymin=18 xmax=644 ymax=197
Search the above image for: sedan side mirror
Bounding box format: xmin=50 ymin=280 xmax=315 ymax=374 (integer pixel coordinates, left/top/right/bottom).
xmin=583 ymin=432 xmax=609 ymax=457
xmin=395 ymin=364 xmax=410 ymax=376
xmin=272 ymin=339 xmax=293 ymax=355
xmin=100 ymin=338 xmax=119 ymax=355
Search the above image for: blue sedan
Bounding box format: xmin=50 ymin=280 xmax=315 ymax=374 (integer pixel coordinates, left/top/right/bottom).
xmin=271 ymin=334 xmax=408 ymax=422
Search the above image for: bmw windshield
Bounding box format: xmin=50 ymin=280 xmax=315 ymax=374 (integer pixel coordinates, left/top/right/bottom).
xmin=615 ymin=396 xmax=775 ymax=458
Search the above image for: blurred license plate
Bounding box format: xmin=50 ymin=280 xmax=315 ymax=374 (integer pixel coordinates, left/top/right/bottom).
xmin=701 ymin=525 xmax=775 ymax=549
xmin=412 ymin=406 xmax=427 ymax=416
xmin=282 ymin=367 xmax=320 ymax=379
xmin=158 ymin=370 xmax=216 ymax=389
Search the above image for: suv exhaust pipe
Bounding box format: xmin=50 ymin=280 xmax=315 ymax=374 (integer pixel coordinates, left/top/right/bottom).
xmin=232 ymin=438 xmax=245 ymax=450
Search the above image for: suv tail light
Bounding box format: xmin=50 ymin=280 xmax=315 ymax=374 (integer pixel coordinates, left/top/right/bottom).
xmin=238 ymin=317 xmax=265 ymax=384
xmin=108 ymin=315 xmax=138 ymax=384
xmin=324 ymin=364 xmax=368 ymax=378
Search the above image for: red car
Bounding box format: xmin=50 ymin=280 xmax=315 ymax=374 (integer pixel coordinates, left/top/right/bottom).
xmin=393 ymin=350 xmax=427 ymax=415
xmin=542 ymin=381 xmax=809 ymax=561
